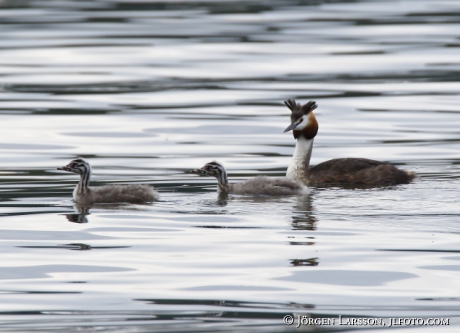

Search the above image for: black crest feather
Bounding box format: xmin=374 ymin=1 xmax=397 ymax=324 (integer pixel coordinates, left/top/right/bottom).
xmin=284 ymin=99 xmax=317 ymax=114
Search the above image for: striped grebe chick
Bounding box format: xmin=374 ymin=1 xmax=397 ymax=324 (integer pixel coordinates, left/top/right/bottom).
xmin=283 ymin=99 xmax=415 ymax=186
xmin=192 ymin=161 xmax=309 ymax=195
xmin=58 ymin=158 xmax=159 ymax=204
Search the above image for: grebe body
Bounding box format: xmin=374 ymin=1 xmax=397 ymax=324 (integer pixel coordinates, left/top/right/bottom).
xmin=192 ymin=161 xmax=309 ymax=195
xmin=283 ymin=99 xmax=415 ymax=186
xmin=58 ymin=158 xmax=159 ymax=204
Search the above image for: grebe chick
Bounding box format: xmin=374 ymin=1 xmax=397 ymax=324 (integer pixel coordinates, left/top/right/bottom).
xmin=192 ymin=161 xmax=309 ymax=195
xmin=283 ymin=99 xmax=415 ymax=186
xmin=57 ymin=158 xmax=159 ymax=204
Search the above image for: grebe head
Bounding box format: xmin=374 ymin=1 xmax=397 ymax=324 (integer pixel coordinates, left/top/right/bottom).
xmin=283 ymin=99 xmax=318 ymax=140
xmin=57 ymin=158 xmax=91 ymax=176
xmin=191 ymin=161 xmax=228 ymax=184
xmin=192 ymin=161 xmax=226 ymax=178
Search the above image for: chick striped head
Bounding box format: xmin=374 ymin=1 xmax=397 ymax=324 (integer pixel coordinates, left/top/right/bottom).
xmin=58 ymin=158 xmax=91 ymax=175
xmin=192 ymin=161 xmax=228 ymax=183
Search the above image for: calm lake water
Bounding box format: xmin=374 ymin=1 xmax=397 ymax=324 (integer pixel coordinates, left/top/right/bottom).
xmin=0 ymin=0 xmax=459 ymax=332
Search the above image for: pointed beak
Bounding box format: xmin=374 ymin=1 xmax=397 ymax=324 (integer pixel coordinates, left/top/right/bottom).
xmin=191 ymin=168 xmax=206 ymax=175
xmin=57 ymin=164 xmax=71 ymax=171
xmin=283 ymin=122 xmax=299 ymax=133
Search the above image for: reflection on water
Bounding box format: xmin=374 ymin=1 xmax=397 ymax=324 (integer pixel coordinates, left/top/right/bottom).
xmin=64 ymin=213 xmax=88 ymax=223
xmin=0 ymin=0 xmax=459 ymax=332
xmin=63 ymin=204 xmax=90 ymax=223
xmin=291 ymin=195 xmax=317 ymax=230
xmin=290 ymin=257 xmax=318 ymax=267
xmin=17 ymin=243 xmax=130 ymax=251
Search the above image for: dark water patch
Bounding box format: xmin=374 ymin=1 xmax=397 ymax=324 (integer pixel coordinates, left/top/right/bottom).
xmin=417 ymin=298 xmax=460 ymax=301
xmin=6 ymin=81 xmax=180 ymax=95
xmin=289 ymin=241 xmax=315 ymax=246
xmin=354 ymin=18 xmax=460 ymax=25
xmin=135 ymin=298 xmax=308 ymax=310
xmin=287 ymin=70 xmax=460 ymax=83
xmin=17 ymin=243 xmax=131 ymax=251
xmin=332 ymin=51 xmax=386 ymax=55
xmin=32 ymin=108 xmax=120 ymax=115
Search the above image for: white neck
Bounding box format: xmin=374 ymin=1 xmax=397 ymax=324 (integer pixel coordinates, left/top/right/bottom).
xmin=286 ymin=136 xmax=313 ymax=185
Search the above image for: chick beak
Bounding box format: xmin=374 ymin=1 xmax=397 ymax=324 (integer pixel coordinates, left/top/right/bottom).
xmin=57 ymin=164 xmax=71 ymax=171
xmin=191 ymin=168 xmax=206 ymax=175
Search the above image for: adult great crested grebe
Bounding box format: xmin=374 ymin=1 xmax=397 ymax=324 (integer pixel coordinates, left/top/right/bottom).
xmin=58 ymin=158 xmax=159 ymax=204
xmin=283 ymin=99 xmax=415 ymax=186
xmin=192 ymin=161 xmax=309 ymax=195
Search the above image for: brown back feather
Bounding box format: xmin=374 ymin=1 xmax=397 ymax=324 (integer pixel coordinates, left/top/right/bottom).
xmin=310 ymin=158 xmax=415 ymax=185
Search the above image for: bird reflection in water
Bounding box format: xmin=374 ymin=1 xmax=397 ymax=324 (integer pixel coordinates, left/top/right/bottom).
xmin=62 ymin=204 xmax=90 ymax=224
xmin=216 ymin=192 xmax=228 ymax=206
xmin=291 ymin=194 xmax=317 ymax=231
xmin=290 ymin=258 xmax=319 ymax=266
xmin=289 ymin=195 xmax=318 ymax=267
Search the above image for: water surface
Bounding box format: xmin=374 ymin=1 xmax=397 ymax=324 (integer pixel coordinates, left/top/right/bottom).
xmin=0 ymin=0 xmax=459 ymax=332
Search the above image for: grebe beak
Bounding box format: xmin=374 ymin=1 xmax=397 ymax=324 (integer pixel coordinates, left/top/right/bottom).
xmin=283 ymin=122 xmax=299 ymax=133
xmin=191 ymin=168 xmax=207 ymax=175
xmin=57 ymin=165 xmax=71 ymax=171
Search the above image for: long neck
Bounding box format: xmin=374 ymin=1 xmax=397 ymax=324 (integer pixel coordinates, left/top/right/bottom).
xmin=76 ymin=168 xmax=91 ymax=194
xmin=286 ymin=135 xmax=314 ymax=184
xmin=216 ymin=169 xmax=230 ymax=193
